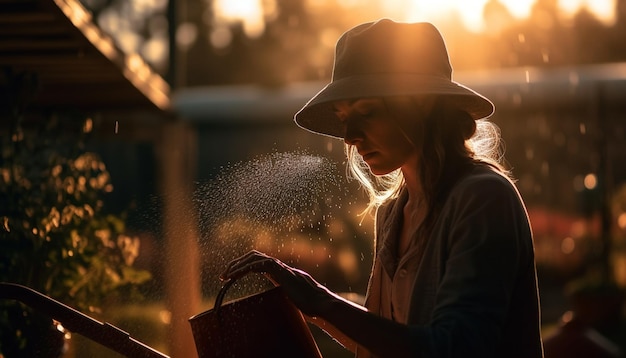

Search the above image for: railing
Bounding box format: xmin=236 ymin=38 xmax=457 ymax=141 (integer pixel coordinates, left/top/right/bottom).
xmin=0 ymin=282 xmax=170 ymax=358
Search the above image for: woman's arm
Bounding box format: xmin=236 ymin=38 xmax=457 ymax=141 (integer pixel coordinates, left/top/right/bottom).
xmin=311 ymin=293 xmax=415 ymax=357
xmin=221 ymin=250 xmax=416 ymax=357
xmin=306 ymin=314 xmax=358 ymax=352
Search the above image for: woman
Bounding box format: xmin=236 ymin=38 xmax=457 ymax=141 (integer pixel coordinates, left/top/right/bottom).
xmin=221 ymin=19 xmax=543 ymax=357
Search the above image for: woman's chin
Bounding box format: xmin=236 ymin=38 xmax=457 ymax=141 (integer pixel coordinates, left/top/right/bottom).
xmin=368 ymin=165 xmax=395 ymax=176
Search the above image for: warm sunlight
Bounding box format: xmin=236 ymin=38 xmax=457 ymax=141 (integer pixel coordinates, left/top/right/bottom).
xmin=382 ymin=0 xmax=490 ymax=31
xmin=213 ymin=0 xmax=266 ymax=37
xmin=388 ymin=0 xmax=615 ymax=31
xmin=213 ymin=0 xmax=617 ymax=35
xmin=559 ymin=0 xmax=616 ymax=23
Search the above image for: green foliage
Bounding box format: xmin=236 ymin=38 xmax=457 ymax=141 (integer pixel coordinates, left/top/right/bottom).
xmin=0 ymin=118 xmax=151 ymax=308
xmin=0 ymin=70 xmax=151 ymax=355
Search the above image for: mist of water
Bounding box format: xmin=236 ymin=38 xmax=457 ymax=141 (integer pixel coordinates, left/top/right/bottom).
xmin=192 ymin=151 xmax=350 ymax=296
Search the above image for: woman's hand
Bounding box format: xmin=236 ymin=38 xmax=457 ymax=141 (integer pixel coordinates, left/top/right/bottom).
xmin=220 ymin=250 xmax=334 ymax=317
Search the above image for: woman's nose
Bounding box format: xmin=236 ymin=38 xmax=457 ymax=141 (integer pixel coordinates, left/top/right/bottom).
xmin=343 ymin=121 xmax=362 ymax=145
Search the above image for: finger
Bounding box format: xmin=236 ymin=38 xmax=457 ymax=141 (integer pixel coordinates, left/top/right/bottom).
xmin=220 ymin=250 xmax=265 ymax=280
xmin=220 ymin=251 xmax=280 ymax=281
xmin=293 ymin=267 xmax=318 ymax=286
xmin=224 ymin=256 xmax=278 ymax=282
xmin=228 ymin=255 xmax=296 ymax=286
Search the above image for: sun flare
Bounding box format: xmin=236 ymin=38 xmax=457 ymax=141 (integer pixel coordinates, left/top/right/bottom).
xmin=213 ymin=0 xmax=266 ymax=37
xmin=389 ymin=0 xmax=615 ymax=31
xmin=213 ymin=0 xmax=617 ymax=35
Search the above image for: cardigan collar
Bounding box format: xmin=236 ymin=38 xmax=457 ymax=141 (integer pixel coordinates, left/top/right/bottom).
xmin=377 ymin=188 xmax=409 ymax=278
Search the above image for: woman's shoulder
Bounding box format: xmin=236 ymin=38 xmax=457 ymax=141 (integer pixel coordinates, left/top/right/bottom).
xmin=451 ymin=163 xmax=519 ymax=199
xmin=442 ymin=164 xmax=529 ymax=228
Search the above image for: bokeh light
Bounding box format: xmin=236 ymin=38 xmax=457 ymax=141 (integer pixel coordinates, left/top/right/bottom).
xmin=584 ymin=173 xmax=598 ymax=190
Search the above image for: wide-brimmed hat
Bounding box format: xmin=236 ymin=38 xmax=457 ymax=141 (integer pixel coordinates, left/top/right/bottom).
xmin=294 ymin=18 xmax=495 ymax=139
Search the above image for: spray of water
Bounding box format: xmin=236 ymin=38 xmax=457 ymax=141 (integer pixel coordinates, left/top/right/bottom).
xmin=193 ymin=151 xmax=350 ymax=296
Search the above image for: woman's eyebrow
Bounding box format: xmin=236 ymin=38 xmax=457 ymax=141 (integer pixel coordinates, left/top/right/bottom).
xmin=332 ymin=99 xmax=361 ymax=111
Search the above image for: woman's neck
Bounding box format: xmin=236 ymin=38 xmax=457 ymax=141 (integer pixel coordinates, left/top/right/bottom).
xmin=401 ymin=159 xmax=424 ymax=207
xmin=399 ymin=166 xmax=427 ymax=258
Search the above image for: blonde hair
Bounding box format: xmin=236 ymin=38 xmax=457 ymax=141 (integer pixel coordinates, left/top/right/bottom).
xmin=346 ymin=98 xmax=507 ymax=217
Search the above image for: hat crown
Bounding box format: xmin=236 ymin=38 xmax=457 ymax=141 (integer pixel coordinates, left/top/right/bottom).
xmin=332 ymin=19 xmax=453 ymax=81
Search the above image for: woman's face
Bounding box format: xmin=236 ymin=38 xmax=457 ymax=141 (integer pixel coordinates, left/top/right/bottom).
xmin=333 ymin=97 xmax=423 ymax=175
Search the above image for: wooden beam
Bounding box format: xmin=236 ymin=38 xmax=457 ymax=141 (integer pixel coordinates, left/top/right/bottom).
xmin=159 ymin=121 xmax=201 ymax=358
xmin=0 ymin=12 xmax=56 ymax=23
xmin=0 ymin=39 xmax=80 ymax=51
xmin=0 ymin=0 xmax=170 ymax=111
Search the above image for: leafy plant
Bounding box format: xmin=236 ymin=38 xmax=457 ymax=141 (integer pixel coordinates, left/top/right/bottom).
xmin=0 ymin=69 xmax=151 ymax=356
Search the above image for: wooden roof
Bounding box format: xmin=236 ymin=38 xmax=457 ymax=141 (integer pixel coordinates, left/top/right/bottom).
xmin=0 ymin=0 xmax=170 ymax=112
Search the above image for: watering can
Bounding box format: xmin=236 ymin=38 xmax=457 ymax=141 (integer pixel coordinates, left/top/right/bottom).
xmin=189 ymin=275 xmax=322 ymax=358
xmin=1 ymin=280 xmax=322 ymax=357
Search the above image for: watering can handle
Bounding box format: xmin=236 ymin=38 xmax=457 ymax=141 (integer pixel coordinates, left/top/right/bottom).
xmin=191 ymin=276 xmax=321 ymax=358
xmin=213 ymin=279 xmax=236 ymax=313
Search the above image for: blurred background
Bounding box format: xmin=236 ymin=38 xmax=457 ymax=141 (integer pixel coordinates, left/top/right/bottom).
xmin=1 ymin=0 xmax=626 ymax=357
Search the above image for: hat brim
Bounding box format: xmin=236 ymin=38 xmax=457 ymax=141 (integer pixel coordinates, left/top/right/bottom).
xmin=294 ymin=74 xmax=495 ymax=139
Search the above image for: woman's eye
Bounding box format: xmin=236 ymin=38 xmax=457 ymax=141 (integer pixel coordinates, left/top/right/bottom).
xmin=334 ymin=111 xmax=348 ymax=122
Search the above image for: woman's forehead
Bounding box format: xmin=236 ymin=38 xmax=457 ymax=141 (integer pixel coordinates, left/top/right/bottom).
xmin=332 ymin=95 xmax=435 ymax=111
xmin=332 ymin=98 xmax=383 ymax=112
